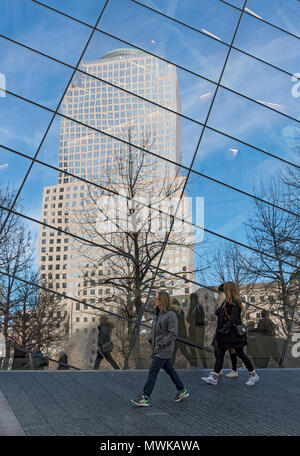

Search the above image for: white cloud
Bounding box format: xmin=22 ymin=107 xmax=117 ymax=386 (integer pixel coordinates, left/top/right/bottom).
xmin=0 ymin=163 xmax=8 ymax=171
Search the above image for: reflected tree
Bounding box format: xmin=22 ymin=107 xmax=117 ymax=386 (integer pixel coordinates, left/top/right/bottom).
xmin=71 ymin=129 xmax=199 ymax=367
xmin=241 ymin=178 xmax=299 ymax=337
xmin=0 ymin=184 xmax=68 ymax=365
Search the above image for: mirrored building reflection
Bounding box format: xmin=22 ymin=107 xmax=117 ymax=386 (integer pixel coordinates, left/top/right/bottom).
xmin=0 ymin=0 xmax=299 ymax=370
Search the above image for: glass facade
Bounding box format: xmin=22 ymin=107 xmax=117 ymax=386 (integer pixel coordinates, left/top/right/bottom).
xmin=0 ymin=0 xmax=299 ymax=371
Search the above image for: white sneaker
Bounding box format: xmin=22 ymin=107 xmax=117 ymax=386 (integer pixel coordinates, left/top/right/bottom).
xmin=201 ymin=375 xmax=218 ymax=385
xmin=210 ymin=370 xmax=223 ymax=376
xmin=226 ymin=370 xmax=238 ymax=378
xmin=245 ymin=373 xmax=259 ymax=386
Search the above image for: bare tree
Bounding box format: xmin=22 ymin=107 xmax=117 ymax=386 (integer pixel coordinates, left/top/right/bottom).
xmin=281 ymin=150 xmax=300 ymax=267
xmin=240 ymin=179 xmax=299 ymax=337
xmin=69 ymin=129 xmax=200 ymax=367
xmin=11 ymin=273 xmax=68 ymax=357
xmin=0 ymin=204 xmax=33 ymax=345
xmin=0 ymin=185 xmax=68 ymax=365
xmin=0 ymin=186 xmax=19 ymax=264
xmin=281 ymin=149 xmax=300 ymax=216
xmin=200 ymin=242 xmax=250 ymax=288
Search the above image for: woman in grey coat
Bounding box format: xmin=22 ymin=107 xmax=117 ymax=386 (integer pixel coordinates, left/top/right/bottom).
xmin=131 ymin=291 xmax=189 ymax=407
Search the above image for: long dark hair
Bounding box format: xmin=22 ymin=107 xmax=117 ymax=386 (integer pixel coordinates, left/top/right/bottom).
xmin=223 ymin=282 xmax=242 ymax=309
xmin=157 ymin=291 xmax=171 ymax=312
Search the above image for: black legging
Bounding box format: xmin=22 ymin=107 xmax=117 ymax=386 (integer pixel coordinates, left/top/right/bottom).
xmin=214 ymin=346 xmax=254 ymax=374
xmin=214 ymin=349 xmax=237 ymax=371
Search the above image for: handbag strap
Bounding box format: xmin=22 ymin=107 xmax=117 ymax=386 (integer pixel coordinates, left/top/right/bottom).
xmin=224 ymin=302 xmax=230 ymax=320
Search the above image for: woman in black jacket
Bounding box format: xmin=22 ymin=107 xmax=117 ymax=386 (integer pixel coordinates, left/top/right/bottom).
xmin=211 ymin=283 xmax=238 ymax=378
xmin=202 ymin=282 xmax=259 ymax=386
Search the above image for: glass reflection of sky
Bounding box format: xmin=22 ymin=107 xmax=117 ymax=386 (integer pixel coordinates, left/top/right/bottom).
xmin=0 ymin=0 xmax=299 ymax=267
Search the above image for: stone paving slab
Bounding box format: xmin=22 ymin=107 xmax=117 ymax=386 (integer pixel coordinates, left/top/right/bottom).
xmin=0 ymin=391 xmax=25 ymax=436
xmin=0 ymin=369 xmax=299 ymax=436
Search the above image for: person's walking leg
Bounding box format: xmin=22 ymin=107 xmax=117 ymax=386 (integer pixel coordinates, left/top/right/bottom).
xmin=163 ymin=359 xmax=189 ymax=402
xmin=93 ymin=352 xmax=103 ymax=369
xmin=214 ymin=346 xmax=227 ymax=374
xmin=212 ymin=348 xmax=220 ymax=372
xmin=202 ymin=346 xmax=226 ymax=385
xmin=105 ymin=352 xmax=120 ymax=369
xmin=163 ymin=359 xmax=185 ymax=391
xmin=235 ymin=348 xmax=259 ymax=386
xmin=225 ymin=348 xmax=238 ymax=378
xmin=143 ymin=357 xmax=164 ymax=398
xmin=235 ymin=347 xmax=254 ymax=372
xmin=229 ymin=351 xmax=238 ymax=371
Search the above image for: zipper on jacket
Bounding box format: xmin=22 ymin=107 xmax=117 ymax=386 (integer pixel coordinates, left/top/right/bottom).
xmin=152 ymin=316 xmax=158 ymax=350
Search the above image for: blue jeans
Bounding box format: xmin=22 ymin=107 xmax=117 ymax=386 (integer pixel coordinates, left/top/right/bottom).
xmin=143 ymin=357 xmax=185 ymax=398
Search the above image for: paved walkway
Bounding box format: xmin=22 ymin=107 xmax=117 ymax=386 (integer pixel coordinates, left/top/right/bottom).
xmin=0 ymin=369 xmax=299 ymax=436
xmin=0 ymin=391 xmax=25 ymax=436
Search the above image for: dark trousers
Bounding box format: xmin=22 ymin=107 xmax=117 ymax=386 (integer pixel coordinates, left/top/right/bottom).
xmin=214 ymin=349 xmax=238 ymax=371
xmin=94 ymin=351 xmax=120 ymax=370
xmin=214 ymin=346 xmax=254 ymax=374
xmin=143 ymin=357 xmax=185 ymax=398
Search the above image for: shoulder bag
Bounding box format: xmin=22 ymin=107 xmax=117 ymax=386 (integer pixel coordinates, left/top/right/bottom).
xmin=224 ymin=304 xmax=248 ymax=336
xmin=100 ymin=341 xmax=114 ymax=353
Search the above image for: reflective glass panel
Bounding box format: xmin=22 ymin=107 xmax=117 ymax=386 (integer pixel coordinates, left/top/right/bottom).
xmin=222 ymin=49 xmax=299 ymax=120
xmin=208 ymin=87 xmax=300 ymax=165
xmin=192 ymin=128 xmax=299 ymax=211
xmin=100 ymin=0 xmax=229 ymax=81
xmin=135 ymin=0 xmax=241 ymax=43
xmin=0 ymin=37 xmax=73 ymax=110
xmin=0 ymin=93 xmax=53 ymax=157
xmin=235 ymin=12 xmax=300 ymax=76
xmin=81 ymin=29 xmax=216 ymax=124
xmin=57 ymin=71 xmax=202 ymax=168
xmin=0 ymin=0 xmax=91 ymax=65
xmin=246 ymin=0 xmax=300 ymax=37
xmin=36 ymin=0 xmax=107 ymax=25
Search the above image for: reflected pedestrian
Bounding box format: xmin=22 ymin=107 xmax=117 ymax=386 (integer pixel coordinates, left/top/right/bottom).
xmin=57 ymin=349 xmax=69 ymax=370
xmin=211 ymin=283 xmax=238 ymax=378
xmin=202 ymin=282 xmax=259 ymax=386
xmin=12 ymin=347 xmax=28 ymax=370
xmin=249 ymin=310 xmax=280 ymax=368
xmin=187 ymin=293 xmax=207 ymax=368
xmin=94 ymin=315 xmax=120 ymax=370
xmin=171 ymin=298 xmax=195 ymax=367
xmin=30 ymin=347 xmax=49 ymax=370
xmin=131 ymin=291 xmax=189 ymax=407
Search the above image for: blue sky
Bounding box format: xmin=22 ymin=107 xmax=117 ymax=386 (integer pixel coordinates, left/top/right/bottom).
xmin=0 ymin=0 xmax=299 ymax=281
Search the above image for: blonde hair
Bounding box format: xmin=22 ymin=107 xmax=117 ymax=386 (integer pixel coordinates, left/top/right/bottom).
xmin=158 ymin=291 xmax=171 ymax=312
xmin=223 ymin=282 xmax=242 ymax=309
